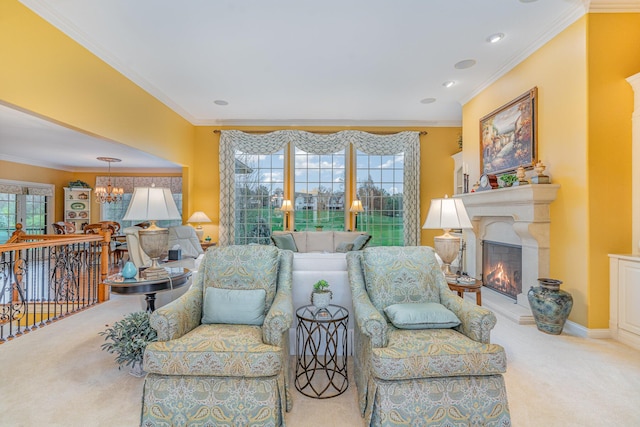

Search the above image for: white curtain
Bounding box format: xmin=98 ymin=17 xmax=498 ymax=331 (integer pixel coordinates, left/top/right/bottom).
xmin=218 ymin=130 xmax=421 ymax=246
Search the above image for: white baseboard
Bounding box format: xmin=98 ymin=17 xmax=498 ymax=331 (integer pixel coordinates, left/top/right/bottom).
xmin=563 ymin=320 xmax=611 ymax=338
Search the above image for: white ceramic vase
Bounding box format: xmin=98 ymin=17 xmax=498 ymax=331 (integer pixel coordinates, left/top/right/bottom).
xmin=311 ymin=291 xmax=332 ymax=309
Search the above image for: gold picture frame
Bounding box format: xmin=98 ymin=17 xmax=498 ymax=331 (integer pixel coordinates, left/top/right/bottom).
xmin=480 ymin=87 xmax=537 ymax=175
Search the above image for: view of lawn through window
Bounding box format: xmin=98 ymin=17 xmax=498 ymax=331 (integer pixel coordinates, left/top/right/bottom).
xmin=234 ymin=144 xmax=404 ymax=246
xmin=0 ymin=193 xmax=47 ymax=242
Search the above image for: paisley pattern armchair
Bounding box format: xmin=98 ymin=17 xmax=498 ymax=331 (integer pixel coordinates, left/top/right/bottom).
xmin=347 ymin=246 xmax=511 ymax=427
xmin=141 ymin=245 xmax=294 ymax=427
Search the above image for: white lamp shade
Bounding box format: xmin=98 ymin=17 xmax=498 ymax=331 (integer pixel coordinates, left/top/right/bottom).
xmin=280 ymin=199 xmax=294 ymax=212
xmin=422 ymin=196 xmax=472 ymax=230
xmin=187 ymin=211 xmax=211 ymax=223
xmin=122 ymin=186 xmax=181 ymax=222
xmin=350 ymin=200 xmax=364 ymax=213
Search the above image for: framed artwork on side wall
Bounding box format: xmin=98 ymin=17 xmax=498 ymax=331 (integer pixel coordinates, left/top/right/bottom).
xmin=480 ymin=87 xmax=538 ymax=175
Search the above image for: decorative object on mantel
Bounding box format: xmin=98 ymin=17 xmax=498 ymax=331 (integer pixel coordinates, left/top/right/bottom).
xmin=422 ymin=195 xmax=473 ymax=278
xmin=100 ymin=311 xmax=157 ymax=377
xmin=477 ymin=173 xmax=499 ymax=191
xmin=531 ymin=160 xmax=550 ymax=184
xmin=311 ymin=279 xmax=332 ymax=309
xmin=499 ymin=174 xmax=518 ymax=188
xmin=527 ymin=278 xmax=573 ymax=335
xmin=471 ymin=181 xmax=480 ymax=192
xmin=514 ymin=165 xmax=529 ymax=186
xmin=480 ymin=87 xmax=538 ymax=175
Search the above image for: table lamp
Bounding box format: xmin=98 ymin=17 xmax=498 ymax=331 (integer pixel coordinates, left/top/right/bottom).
xmin=187 ymin=211 xmax=212 ymax=241
xmin=422 ymin=195 xmax=472 ymax=278
xmin=279 ymin=199 xmax=294 ymax=230
xmin=122 ymin=185 xmax=181 ymax=279
xmin=349 ymin=200 xmax=364 ymax=231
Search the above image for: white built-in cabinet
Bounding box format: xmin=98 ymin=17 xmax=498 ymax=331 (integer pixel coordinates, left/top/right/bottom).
xmin=609 ymin=254 xmax=640 ymax=350
xmin=64 ymin=187 xmax=92 ymax=233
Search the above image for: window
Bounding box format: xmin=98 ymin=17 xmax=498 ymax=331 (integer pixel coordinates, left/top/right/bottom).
xmin=293 ymin=147 xmax=346 ymax=231
xmin=101 ymin=193 xmax=183 ymax=229
xmin=98 ymin=176 xmax=183 ymax=229
xmin=356 ymin=151 xmax=404 ymax=246
xmin=234 ymin=150 xmax=285 ymax=245
xmin=0 ymin=180 xmax=52 ymax=242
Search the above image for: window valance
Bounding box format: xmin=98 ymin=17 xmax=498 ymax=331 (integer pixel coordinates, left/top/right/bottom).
xmin=219 ymin=130 xmax=421 ymax=247
xmin=95 ymin=176 xmax=182 ymax=194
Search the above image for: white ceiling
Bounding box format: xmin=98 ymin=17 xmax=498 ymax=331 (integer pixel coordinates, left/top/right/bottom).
xmin=3 ymin=0 xmax=637 ymax=171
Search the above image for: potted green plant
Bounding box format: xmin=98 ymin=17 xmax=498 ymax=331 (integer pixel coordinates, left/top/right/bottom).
xmin=100 ymin=311 xmax=157 ymax=377
xmin=315 ymin=224 xmax=324 ymax=231
xmin=499 ymin=174 xmax=518 ymax=187
xmin=311 ymin=279 xmax=332 ymax=309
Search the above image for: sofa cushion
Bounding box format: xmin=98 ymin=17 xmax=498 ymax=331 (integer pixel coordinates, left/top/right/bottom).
xmin=352 ymin=234 xmax=372 ymax=251
xmin=336 ymin=242 xmax=354 ymax=253
xmin=271 ymin=233 xmax=298 ymax=252
xmin=370 ymin=328 xmax=507 ymax=380
xmin=305 ymin=231 xmax=334 ymax=252
xmin=144 ymin=324 xmax=282 ymax=377
xmin=363 ymin=247 xmax=440 ymax=311
xmin=384 ymin=302 xmax=460 ymax=329
xmin=202 ymin=287 xmax=266 ymax=325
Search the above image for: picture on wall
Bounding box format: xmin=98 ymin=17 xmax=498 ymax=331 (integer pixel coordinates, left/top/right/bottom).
xmin=480 ymin=87 xmax=537 ymax=175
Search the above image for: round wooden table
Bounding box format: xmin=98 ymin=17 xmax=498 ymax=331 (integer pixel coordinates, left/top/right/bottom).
xmin=448 ymin=279 xmax=483 ymax=306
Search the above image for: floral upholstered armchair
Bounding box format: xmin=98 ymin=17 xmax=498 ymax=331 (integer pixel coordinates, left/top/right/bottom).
xmin=346 ymin=246 xmax=511 ymax=427
xmin=141 ymin=245 xmax=294 ymax=427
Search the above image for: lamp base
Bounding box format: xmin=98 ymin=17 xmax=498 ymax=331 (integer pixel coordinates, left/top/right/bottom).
xmin=433 ymin=233 xmax=461 ymax=278
xmin=194 ymin=226 xmax=204 ymax=241
xmin=139 ymin=227 xmax=169 ymax=279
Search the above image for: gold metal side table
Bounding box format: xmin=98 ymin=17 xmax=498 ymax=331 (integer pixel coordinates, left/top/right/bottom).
xmin=295 ymin=304 xmax=349 ymax=399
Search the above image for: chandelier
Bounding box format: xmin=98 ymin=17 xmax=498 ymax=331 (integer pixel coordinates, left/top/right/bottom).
xmin=95 ymin=157 xmax=124 ymax=204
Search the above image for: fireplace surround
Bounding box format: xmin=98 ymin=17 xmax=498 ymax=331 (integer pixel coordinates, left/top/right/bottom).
xmin=455 ymin=184 xmax=560 ymax=323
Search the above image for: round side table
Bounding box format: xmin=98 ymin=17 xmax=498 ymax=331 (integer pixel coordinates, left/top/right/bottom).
xmin=448 ymin=279 xmax=483 ymax=306
xmin=295 ymin=304 xmax=349 ymax=399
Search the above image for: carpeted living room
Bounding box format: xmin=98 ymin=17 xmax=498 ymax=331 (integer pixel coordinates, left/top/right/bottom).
xmin=2 ymin=1 xmax=640 ymax=426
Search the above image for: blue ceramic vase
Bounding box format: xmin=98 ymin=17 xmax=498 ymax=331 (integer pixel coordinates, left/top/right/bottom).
xmin=122 ymin=261 xmax=138 ymax=279
xmin=527 ymin=278 xmax=573 ymax=335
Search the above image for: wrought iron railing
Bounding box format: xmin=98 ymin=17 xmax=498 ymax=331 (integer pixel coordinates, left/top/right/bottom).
xmin=0 ymin=224 xmax=110 ymax=343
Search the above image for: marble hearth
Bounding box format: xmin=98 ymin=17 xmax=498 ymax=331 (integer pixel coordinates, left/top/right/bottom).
xmin=455 ymin=184 xmax=560 ymax=324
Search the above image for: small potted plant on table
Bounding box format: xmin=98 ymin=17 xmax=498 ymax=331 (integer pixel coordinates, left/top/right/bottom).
xmin=311 ymin=279 xmax=332 ymax=309
xmin=100 ymin=311 xmax=157 ymax=377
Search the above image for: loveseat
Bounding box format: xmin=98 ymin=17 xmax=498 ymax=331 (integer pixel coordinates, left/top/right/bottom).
xmin=271 ymin=231 xmax=371 ymax=354
xmin=271 ymin=230 xmax=371 ymax=253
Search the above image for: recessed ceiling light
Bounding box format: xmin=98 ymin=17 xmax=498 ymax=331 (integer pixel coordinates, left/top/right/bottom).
xmin=442 ymin=81 xmax=455 ymax=88
xmin=454 ymin=59 xmax=476 ymax=69
xmin=486 ymin=33 xmax=505 ymax=44
xmin=420 ymin=98 xmax=436 ymax=104
xmin=519 ymin=0 xmax=538 ymax=3
xmin=214 ymin=100 xmax=229 ymax=106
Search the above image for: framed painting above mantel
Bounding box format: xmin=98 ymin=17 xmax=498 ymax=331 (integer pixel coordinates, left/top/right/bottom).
xmin=480 ymin=87 xmax=537 ymax=175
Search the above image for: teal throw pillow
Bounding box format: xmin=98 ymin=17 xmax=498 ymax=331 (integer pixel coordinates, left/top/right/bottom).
xmin=202 ymin=287 xmax=267 ymax=325
xmin=352 ymin=234 xmax=371 ymax=251
xmin=336 ymin=242 xmax=354 ymax=253
xmin=384 ymin=302 xmax=461 ymax=329
xmin=271 ymin=233 xmax=298 ymax=252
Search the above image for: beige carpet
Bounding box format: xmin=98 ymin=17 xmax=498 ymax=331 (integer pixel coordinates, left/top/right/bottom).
xmin=1 ymin=294 xmax=638 ymax=427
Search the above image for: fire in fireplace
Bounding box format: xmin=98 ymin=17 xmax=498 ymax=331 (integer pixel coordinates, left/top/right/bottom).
xmin=482 ymin=240 xmax=522 ymax=300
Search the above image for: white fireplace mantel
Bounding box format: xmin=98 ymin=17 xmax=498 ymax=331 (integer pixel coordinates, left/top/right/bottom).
xmin=455 ymin=184 xmax=560 ymax=323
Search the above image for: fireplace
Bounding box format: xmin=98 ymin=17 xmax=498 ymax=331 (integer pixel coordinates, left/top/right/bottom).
xmin=455 ymin=185 xmax=559 ymax=324
xmin=482 ymin=240 xmax=522 ymax=300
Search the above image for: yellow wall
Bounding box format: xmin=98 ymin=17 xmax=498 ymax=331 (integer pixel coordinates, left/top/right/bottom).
xmin=586 ymin=13 xmax=640 ymax=327
xmin=0 ymin=0 xmax=194 ymax=175
xmin=192 ymin=126 xmax=460 ymax=243
xmin=463 ymin=13 xmax=640 ymax=328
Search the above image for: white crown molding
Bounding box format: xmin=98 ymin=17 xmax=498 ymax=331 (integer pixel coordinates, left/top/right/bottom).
xmin=190 ymin=118 xmax=462 ymax=128
xmin=589 ymin=0 xmax=640 ymax=12
xmin=460 ymin=3 xmax=587 ymax=106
